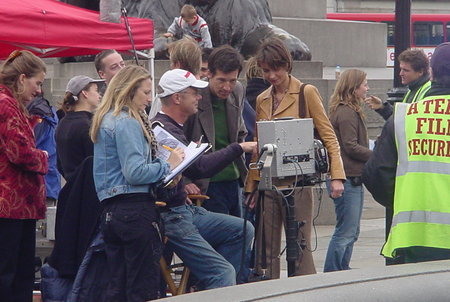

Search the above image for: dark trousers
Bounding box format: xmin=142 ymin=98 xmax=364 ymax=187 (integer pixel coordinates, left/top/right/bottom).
xmin=0 ymin=219 xmax=36 ymax=302
xmin=204 ymin=180 xmax=243 ymax=218
xmin=402 ymin=247 xmax=450 ymax=263
xmin=101 ymin=194 xmax=163 ymax=302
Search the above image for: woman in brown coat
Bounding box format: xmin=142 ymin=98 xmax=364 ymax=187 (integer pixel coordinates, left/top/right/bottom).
xmin=324 ymin=69 xmax=372 ymax=272
xmin=246 ymin=37 xmax=345 ymax=278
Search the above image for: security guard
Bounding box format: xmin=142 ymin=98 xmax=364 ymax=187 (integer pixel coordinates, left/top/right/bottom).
xmin=363 ymin=42 xmax=450 ymax=263
xmin=365 ymin=49 xmax=431 ymax=120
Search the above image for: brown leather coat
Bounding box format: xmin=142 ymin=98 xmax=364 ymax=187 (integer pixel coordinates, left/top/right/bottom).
xmin=246 ymin=76 xmax=345 ymax=192
xmin=330 ymin=104 xmax=372 ymax=177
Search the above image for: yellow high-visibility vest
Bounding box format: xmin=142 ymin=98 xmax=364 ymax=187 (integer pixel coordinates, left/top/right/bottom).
xmin=382 ymin=97 xmax=450 ymax=258
xmin=402 ymin=80 xmax=431 ymax=103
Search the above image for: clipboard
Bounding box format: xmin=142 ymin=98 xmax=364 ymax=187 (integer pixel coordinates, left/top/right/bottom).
xmin=153 ymin=125 xmax=211 ymax=185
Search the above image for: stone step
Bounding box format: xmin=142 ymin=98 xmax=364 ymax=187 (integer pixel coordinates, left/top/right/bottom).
xmin=272 ymin=17 xmax=387 ymax=68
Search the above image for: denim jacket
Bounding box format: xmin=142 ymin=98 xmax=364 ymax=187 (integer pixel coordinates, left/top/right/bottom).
xmin=93 ymin=109 xmax=170 ymax=201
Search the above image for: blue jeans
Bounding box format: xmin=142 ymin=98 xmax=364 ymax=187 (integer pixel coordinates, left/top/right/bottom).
xmin=324 ymin=180 xmax=364 ymax=272
xmin=160 ymin=205 xmax=254 ymax=289
xmin=204 ymin=180 xmax=243 ymax=217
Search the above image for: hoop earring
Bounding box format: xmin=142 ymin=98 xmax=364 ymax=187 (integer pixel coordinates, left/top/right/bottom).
xmin=16 ymin=84 xmax=25 ymax=97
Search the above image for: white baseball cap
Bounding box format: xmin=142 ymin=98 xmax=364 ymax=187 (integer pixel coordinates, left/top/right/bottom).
xmin=158 ymin=69 xmax=208 ymax=98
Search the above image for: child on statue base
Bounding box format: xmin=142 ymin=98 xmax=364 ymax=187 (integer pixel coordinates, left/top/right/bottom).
xmin=164 ymin=4 xmax=213 ymax=48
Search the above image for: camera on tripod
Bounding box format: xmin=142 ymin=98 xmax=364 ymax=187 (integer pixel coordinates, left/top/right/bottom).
xmin=251 ymin=118 xmax=328 ymax=190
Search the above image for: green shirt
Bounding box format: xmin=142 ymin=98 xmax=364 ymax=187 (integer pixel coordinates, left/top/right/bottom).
xmin=210 ymin=96 xmax=240 ymax=182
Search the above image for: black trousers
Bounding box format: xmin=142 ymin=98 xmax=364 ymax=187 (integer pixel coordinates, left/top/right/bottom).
xmin=101 ymin=194 xmax=163 ymax=302
xmin=0 ymin=219 xmax=36 ymax=302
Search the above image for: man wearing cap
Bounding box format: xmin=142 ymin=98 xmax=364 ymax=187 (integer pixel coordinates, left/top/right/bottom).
xmin=55 ymin=75 xmax=102 ymax=179
xmin=152 ymin=69 xmax=256 ymax=288
xmin=363 ymin=42 xmax=450 ymax=264
xmin=183 ymin=45 xmax=248 ymax=217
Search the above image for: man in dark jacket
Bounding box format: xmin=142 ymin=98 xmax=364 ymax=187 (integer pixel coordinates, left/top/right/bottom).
xmin=363 ymin=42 xmax=450 ymax=263
xmin=152 ymin=69 xmax=256 ymax=289
xmin=183 ymin=45 xmax=248 ymax=217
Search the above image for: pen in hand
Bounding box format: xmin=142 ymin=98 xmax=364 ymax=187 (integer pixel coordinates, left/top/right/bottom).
xmin=166 ymin=147 xmax=185 ymax=170
xmin=197 ymin=135 xmax=203 ymax=148
xmin=162 ymin=145 xmax=175 ymax=152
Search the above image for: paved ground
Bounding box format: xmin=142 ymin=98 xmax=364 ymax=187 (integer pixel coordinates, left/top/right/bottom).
xmin=279 ymin=187 xmax=387 ymax=276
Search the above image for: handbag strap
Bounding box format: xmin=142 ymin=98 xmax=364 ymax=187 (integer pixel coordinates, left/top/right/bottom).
xmin=298 ymin=83 xmax=308 ymax=118
xmin=298 ymin=83 xmax=322 ymax=140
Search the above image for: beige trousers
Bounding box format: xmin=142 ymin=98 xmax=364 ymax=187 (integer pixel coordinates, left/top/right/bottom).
xmin=255 ymin=187 xmax=316 ymax=278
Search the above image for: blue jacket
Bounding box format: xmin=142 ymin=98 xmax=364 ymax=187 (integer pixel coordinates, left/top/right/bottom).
xmin=27 ymin=96 xmax=61 ymax=200
xmin=93 ymin=108 xmax=170 ymax=201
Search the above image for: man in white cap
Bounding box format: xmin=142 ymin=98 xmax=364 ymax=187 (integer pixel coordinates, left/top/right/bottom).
xmin=152 ymin=69 xmax=256 ymax=289
xmin=363 ymin=42 xmax=450 ymax=264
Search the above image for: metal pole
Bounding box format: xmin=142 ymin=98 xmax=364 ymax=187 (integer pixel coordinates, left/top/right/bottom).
xmin=386 ymin=0 xmax=411 ymax=105
xmin=393 ymin=0 xmax=411 ymax=87
xmin=149 ymin=48 xmax=155 ymax=103
xmin=121 ymin=7 xmax=140 ymax=65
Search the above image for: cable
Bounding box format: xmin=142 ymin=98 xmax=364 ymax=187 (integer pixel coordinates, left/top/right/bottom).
xmin=237 ymin=188 xmax=257 ymax=283
xmin=255 ymin=150 xmax=323 ymax=275
xmin=310 ymin=159 xmax=327 ymax=252
xmin=277 ymin=158 xmax=300 ymax=198
xmin=308 ymin=177 xmax=325 ymax=253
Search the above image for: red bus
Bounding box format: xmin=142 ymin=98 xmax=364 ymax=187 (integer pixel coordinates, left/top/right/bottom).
xmin=327 ymin=13 xmax=450 ymax=66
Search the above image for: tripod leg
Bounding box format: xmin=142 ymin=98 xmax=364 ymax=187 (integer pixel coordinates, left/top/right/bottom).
xmin=284 ymin=195 xmax=299 ymax=277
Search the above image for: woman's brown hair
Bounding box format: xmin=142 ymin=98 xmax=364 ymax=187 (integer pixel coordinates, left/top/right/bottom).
xmin=90 ymin=65 xmax=152 ymax=143
xmin=329 ymin=69 xmax=367 ymax=117
xmin=255 ymin=37 xmax=292 ymax=73
xmin=0 ymin=50 xmax=46 ymax=111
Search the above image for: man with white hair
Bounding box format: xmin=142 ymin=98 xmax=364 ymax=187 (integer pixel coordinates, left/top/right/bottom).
xmin=152 ymin=69 xmax=256 ymax=288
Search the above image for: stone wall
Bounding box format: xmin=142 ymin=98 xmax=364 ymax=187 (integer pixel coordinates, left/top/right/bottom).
xmin=268 ymin=0 xmax=326 ymax=19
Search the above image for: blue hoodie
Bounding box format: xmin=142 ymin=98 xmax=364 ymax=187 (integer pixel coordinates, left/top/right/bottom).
xmin=27 ymin=96 xmax=61 ymax=200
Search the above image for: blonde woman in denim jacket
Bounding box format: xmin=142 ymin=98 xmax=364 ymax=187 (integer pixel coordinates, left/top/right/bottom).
xmin=90 ymin=65 xmax=184 ymax=301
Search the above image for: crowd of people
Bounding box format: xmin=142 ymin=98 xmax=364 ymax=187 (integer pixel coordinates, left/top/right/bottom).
xmin=0 ymin=12 xmax=449 ymax=301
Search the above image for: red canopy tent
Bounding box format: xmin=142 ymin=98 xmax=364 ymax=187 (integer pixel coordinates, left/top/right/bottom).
xmin=0 ymin=0 xmax=154 ymax=59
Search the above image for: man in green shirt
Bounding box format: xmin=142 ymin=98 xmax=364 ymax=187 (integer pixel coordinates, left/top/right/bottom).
xmin=184 ymin=45 xmax=247 ymax=217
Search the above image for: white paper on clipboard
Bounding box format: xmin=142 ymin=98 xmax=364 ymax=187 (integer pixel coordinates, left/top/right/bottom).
xmin=153 ymin=125 xmax=210 ymax=184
